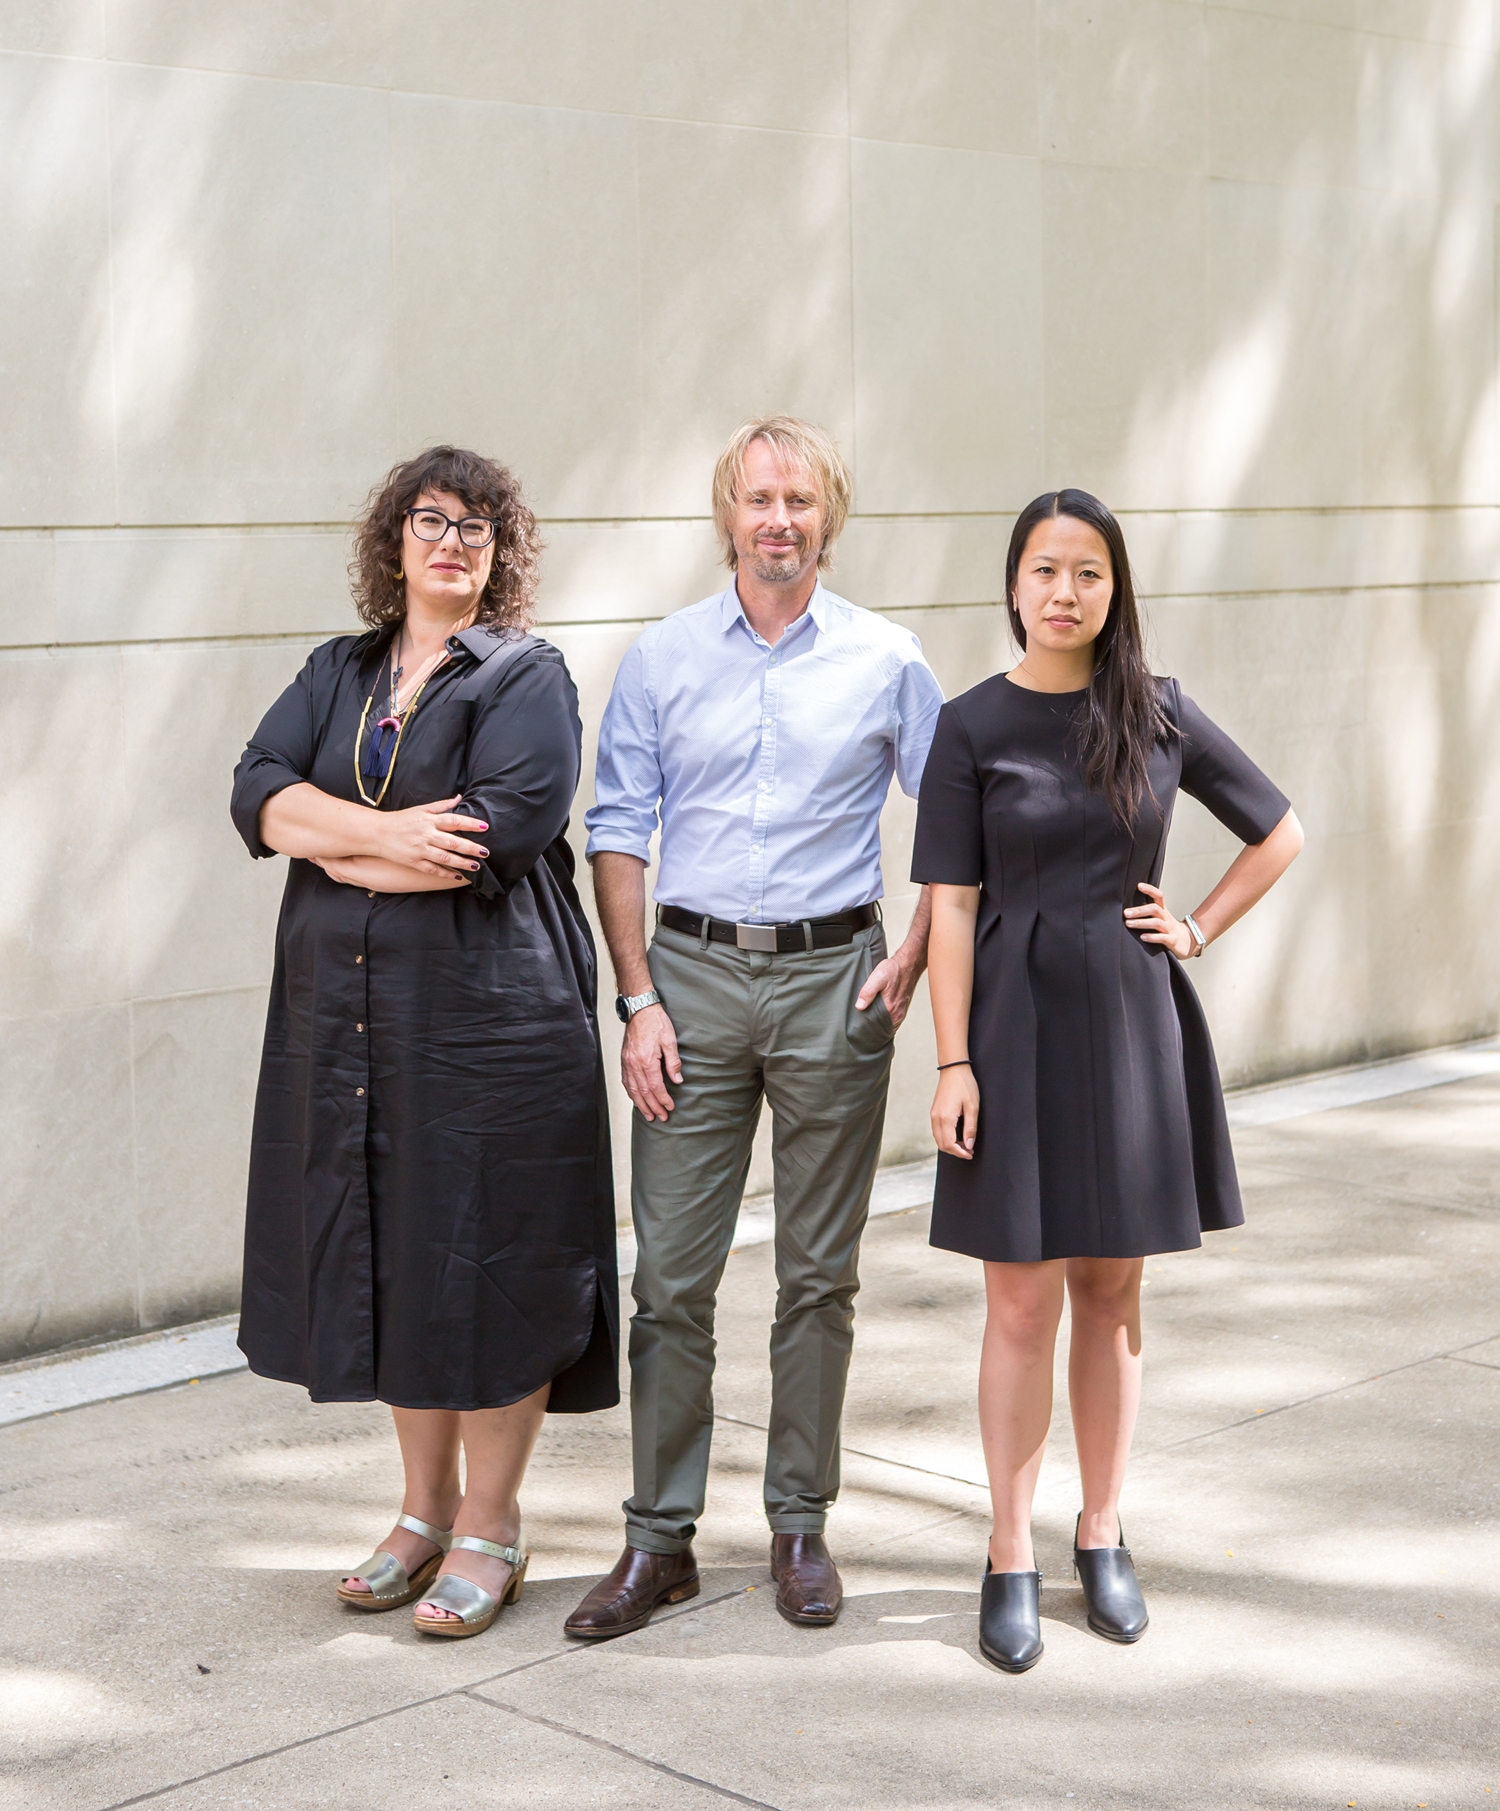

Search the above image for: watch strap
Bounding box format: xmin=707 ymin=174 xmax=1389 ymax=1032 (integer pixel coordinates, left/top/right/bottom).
xmin=617 ymin=989 xmax=662 ymax=1021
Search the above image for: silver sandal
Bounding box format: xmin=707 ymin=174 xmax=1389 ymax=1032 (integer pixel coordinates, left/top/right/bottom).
xmin=413 ymin=1535 xmax=528 ymax=1639
xmin=337 ymin=1513 xmax=452 ymax=1611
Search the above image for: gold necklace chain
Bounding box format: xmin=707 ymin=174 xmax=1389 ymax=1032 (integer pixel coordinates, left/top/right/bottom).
xmin=354 ymin=653 xmax=446 ymax=808
xmin=389 ymin=632 xmax=448 ymax=714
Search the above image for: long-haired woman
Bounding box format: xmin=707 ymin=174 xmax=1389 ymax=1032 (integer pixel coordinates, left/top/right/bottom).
xmin=231 ymin=446 xmax=617 ymax=1639
xmin=914 ymin=489 xmax=1302 ymax=1673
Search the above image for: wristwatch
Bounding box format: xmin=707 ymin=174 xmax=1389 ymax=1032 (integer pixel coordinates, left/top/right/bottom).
xmin=615 ymin=989 xmax=662 ymax=1023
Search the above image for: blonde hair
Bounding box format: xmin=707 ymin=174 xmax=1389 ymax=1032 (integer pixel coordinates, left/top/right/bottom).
xmin=711 ymin=416 xmax=852 ymax=571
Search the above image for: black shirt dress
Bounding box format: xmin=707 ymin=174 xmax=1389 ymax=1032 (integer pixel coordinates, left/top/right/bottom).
xmin=912 ymin=675 xmax=1290 ymax=1263
xmin=230 ymin=627 xmax=619 ymax=1412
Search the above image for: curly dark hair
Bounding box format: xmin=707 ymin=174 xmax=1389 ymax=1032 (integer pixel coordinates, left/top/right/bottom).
xmin=350 ymin=445 xmax=541 ymax=632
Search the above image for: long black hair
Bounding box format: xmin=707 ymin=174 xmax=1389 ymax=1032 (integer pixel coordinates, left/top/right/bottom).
xmin=1005 ymin=488 xmax=1170 ymax=824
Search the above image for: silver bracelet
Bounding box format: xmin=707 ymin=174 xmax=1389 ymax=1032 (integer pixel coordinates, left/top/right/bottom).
xmin=1183 ymin=912 xmax=1207 ymax=958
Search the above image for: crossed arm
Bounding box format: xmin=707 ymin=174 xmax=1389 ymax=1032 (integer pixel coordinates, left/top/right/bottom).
xmin=257 ymin=783 xmax=491 ymax=893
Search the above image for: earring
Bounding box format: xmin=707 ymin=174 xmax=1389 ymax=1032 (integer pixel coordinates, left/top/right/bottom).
xmin=393 ymin=564 xmax=404 ymax=581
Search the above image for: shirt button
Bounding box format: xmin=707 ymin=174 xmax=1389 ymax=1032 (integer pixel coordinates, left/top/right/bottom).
xmin=355 ymin=955 xmax=364 ymax=964
xmin=355 ymin=1087 xmax=365 ymax=1097
xmin=758 ymin=782 xmax=769 ymax=792
xmin=763 ymin=716 xmax=773 ymax=726
xmin=356 ymin=1022 xmax=365 ymax=1032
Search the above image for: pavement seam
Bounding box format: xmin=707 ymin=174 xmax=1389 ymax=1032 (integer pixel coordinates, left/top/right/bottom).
xmin=92 ymin=1687 xmax=465 ymax=1810
xmin=1137 ymin=1339 xmax=1500 ymax=1456
xmin=463 ymin=1694 xmax=788 ymax=1809
xmin=1 ymin=1371 xmax=248 ymax=1432
xmin=723 ymin=1329 xmax=1500 ymax=1489
xmin=713 ymin=1410 xmax=989 ymax=1494
xmin=1226 ymin=1153 xmax=1500 ymax=1221
xmin=89 ymin=1585 xmax=757 ymax=1810
xmin=0 ymin=1314 xmax=238 ymax=1378
xmin=863 ymin=1507 xmax=979 ymax=1550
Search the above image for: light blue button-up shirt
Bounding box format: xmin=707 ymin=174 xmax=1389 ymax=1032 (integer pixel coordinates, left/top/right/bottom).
xmin=585 ymin=582 xmax=944 ymax=923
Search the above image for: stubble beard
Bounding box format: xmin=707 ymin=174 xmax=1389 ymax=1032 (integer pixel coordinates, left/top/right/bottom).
xmin=746 ymin=534 xmax=814 ymax=586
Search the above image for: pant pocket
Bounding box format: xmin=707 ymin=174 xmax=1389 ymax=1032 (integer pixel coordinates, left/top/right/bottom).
xmin=844 ymin=932 xmax=896 ymax=1055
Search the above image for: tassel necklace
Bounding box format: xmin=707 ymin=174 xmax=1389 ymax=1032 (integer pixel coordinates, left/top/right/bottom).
xmin=355 ymin=628 xmax=447 ymax=808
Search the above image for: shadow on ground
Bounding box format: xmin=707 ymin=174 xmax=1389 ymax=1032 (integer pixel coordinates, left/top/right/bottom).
xmin=1 ymin=1077 xmax=1497 ymax=1809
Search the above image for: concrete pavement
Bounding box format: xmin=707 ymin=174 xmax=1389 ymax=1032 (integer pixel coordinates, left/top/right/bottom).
xmin=2 ymin=1072 xmax=1497 ymax=1810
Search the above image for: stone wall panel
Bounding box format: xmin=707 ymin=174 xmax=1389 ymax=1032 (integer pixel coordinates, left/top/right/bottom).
xmin=0 ymin=53 xmax=116 ymax=526
xmin=390 ymin=96 xmax=643 ymax=521
xmin=851 ymin=140 xmax=1043 ymax=514
xmin=106 ymin=62 xmax=396 ymax=525
xmin=0 ymin=4 xmax=1495 ymax=1356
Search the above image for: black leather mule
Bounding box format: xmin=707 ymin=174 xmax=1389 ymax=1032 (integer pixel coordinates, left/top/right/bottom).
xmin=1073 ymin=1516 xmax=1148 ymax=1643
xmin=978 ymin=1561 xmax=1044 ymax=1673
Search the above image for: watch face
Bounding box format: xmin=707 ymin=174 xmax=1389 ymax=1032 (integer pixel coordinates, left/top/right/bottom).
xmin=615 ymin=995 xmax=630 ymax=1023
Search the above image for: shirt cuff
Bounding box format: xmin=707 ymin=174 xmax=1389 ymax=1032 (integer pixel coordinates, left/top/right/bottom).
xmin=231 ymin=765 xmax=305 ymax=860
xmin=584 ymin=829 xmax=654 ymax=865
xmin=450 ymin=802 xmax=507 ymax=899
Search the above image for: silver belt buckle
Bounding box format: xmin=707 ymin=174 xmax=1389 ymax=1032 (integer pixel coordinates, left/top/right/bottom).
xmin=734 ymin=921 xmax=779 ymax=952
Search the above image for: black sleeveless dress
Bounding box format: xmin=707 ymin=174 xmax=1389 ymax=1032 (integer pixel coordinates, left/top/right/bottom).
xmin=230 ymin=628 xmax=618 ymax=1411
xmin=911 ymin=675 xmax=1289 ymax=1262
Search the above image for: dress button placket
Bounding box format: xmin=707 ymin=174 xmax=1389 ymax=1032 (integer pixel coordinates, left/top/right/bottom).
xmin=354 ymin=911 xmax=370 ymax=1116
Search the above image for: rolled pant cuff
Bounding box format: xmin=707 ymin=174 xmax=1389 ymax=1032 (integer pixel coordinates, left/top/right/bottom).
xmin=624 ymin=1529 xmax=695 ymax=1557
xmin=766 ymin=1514 xmax=828 ymax=1535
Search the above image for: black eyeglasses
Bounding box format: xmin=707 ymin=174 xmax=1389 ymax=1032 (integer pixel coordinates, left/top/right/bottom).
xmin=405 ymin=507 xmax=498 ymax=548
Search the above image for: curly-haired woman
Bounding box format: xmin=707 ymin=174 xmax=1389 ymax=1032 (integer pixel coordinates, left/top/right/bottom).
xmin=231 ymin=447 xmax=618 ymax=1639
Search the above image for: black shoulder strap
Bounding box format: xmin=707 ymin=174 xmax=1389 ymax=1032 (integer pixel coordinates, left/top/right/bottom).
xmin=447 ymin=627 xmax=543 ymax=703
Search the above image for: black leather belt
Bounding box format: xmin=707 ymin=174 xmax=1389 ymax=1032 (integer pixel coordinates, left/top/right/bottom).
xmin=657 ymin=902 xmax=879 ymax=953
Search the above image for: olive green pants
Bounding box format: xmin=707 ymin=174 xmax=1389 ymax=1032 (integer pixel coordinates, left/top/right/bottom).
xmin=623 ymin=921 xmax=896 ymax=1554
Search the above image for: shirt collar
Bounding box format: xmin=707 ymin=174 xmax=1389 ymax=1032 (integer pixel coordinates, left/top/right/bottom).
xmin=718 ymin=578 xmax=827 ymax=641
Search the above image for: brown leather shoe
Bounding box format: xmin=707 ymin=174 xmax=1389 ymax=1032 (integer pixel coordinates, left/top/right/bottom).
xmin=770 ymin=1533 xmax=842 ymax=1626
xmin=563 ymin=1544 xmax=699 ymax=1641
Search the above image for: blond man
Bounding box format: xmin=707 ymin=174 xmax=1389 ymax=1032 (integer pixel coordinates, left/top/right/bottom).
xmin=566 ymin=418 xmax=943 ymax=1638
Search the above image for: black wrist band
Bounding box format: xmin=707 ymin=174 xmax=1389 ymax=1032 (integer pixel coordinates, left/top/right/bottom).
xmin=936 ymin=1059 xmax=972 ymax=1071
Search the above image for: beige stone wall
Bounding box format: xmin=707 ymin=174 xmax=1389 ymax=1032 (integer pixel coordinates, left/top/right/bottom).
xmin=2 ymin=2 xmax=1497 ymax=1360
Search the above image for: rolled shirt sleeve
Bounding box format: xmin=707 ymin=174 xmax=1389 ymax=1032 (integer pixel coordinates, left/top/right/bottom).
xmin=460 ymin=647 xmax=583 ymax=901
xmin=230 ymin=650 xmax=322 ymax=859
xmin=584 ymin=636 xmax=663 ymax=865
